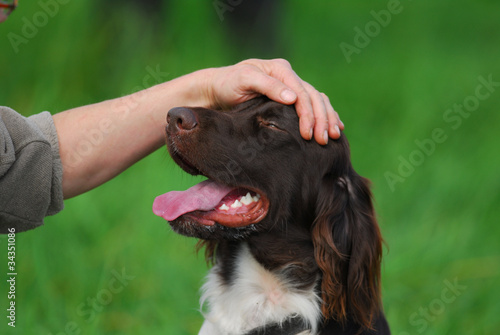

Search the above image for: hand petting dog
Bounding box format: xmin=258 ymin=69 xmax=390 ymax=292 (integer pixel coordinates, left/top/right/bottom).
xmin=54 ymin=59 xmax=343 ymax=199
xmin=203 ymin=58 xmax=344 ymax=144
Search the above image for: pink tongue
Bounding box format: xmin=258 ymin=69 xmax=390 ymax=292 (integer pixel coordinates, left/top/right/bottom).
xmin=152 ymin=180 xmax=234 ymax=221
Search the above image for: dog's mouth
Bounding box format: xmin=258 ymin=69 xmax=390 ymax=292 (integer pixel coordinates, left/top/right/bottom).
xmin=153 ymin=180 xmax=269 ymax=227
xmin=152 ymin=152 xmax=269 ymax=228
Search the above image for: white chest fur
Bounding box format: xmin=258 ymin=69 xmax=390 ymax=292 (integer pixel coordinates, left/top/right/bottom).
xmin=198 ymin=243 xmax=321 ymax=335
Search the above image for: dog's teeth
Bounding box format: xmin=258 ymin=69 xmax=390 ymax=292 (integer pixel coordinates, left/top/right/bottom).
xmin=231 ymin=200 xmax=243 ymax=208
xmin=240 ymin=192 xmax=253 ymax=205
xmin=224 ymin=193 xmax=261 ymax=210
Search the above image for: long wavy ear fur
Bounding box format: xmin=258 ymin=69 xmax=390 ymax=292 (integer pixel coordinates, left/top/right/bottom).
xmin=312 ymin=169 xmax=382 ymax=330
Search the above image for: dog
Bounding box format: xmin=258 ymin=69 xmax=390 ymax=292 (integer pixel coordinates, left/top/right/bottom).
xmin=153 ymin=97 xmax=390 ymax=335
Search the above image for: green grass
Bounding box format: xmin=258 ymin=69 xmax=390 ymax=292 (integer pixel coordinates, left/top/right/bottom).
xmin=1 ymin=0 xmax=499 ymax=334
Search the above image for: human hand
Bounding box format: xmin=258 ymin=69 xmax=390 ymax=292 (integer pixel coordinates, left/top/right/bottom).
xmin=204 ymin=58 xmax=344 ymax=145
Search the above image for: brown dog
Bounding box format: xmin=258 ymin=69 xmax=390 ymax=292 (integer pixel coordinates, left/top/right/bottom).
xmin=154 ymin=97 xmax=390 ymax=335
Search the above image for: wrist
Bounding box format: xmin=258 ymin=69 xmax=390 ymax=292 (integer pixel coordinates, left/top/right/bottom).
xmin=185 ymin=67 xmax=217 ymax=109
xmin=161 ymin=67 xmax=216 ymax=109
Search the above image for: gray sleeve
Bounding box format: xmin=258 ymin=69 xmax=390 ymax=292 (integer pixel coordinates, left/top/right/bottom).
xmin=0 ymin=106 xmax=64 ymax=233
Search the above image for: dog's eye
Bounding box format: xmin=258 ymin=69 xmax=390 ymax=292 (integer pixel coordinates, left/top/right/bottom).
xmin=259 ymin=120 xmax=281 ymax=130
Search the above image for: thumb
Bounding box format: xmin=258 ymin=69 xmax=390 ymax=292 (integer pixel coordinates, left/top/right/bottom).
xmin=278 ymin=88 xmax=298 ymax=105
xmin=244 ymin=71 xmax=297 ymax=105
xmin=264 ymin=77 xmax=297 ymax=104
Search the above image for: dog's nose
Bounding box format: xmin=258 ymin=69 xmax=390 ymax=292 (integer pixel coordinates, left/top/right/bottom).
xmin=167 ymin=107 xmax=198 ymax=133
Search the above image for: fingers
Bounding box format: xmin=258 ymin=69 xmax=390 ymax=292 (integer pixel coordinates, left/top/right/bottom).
xmin=309 ymin=87 xmax=331 ymax=145
xmin=321 ymin=92 xmax=344 ymax=140
xmin=242 ymin=58 xmax=301 ymax=106
xmin=213 ymin=58 xmax=344 ymax=145
xmin=288 ymin=77 xmax=343 ymax=145
xmin=292 ymin=84 xmax=316 ymax=141
xmin=243 ymin=59 xmax=344 ymax=145
xmin=237 ymin=65 xmax=298 ymax=105
xmin=243 ymin=59 xmax=318 ymax=141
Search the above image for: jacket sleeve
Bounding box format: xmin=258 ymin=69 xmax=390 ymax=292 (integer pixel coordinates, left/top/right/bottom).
xmin=0 ymin=106 xmax=64 ymax=233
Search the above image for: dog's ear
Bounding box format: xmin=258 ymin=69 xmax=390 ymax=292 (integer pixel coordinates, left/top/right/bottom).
xmin=312 ymin=169 xmax=382 ymax=330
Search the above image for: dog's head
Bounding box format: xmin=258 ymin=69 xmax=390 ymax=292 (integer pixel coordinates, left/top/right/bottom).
xmin=153 ymin=97 xmax=383 ymax=329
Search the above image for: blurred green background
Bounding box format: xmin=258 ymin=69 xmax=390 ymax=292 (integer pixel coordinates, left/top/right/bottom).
xmin=1 ymin=0 xmax=499 ymax=334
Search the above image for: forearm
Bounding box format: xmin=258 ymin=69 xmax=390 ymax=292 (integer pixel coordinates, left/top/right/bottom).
xmin=53 ymin=59 xmax=343 ymax=199
xmin=54 ymin=69 xmax=213 ymax=199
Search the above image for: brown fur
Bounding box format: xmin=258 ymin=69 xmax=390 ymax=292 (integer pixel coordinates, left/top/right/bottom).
xmin=165 ymin=97 xmax=387 ymax=334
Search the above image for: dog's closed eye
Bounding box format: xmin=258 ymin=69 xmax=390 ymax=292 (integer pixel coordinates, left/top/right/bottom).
xmin=257 ymin=116 xmax=286 ymax=132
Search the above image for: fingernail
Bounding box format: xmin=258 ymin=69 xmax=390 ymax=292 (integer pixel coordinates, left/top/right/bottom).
xmin=280 ymin=89 xmax=296 ymax=102
xmin=323 ymin=130 xmax=329 ymax=144
xmin=340 ymin=120 xmax=344 ymax=128
xmin=335 ymin=124 xmax=340 ymax=135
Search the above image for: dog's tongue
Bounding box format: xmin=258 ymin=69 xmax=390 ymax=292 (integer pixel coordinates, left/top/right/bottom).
xmin=152 ymin=180 xmax=234 ymax=221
